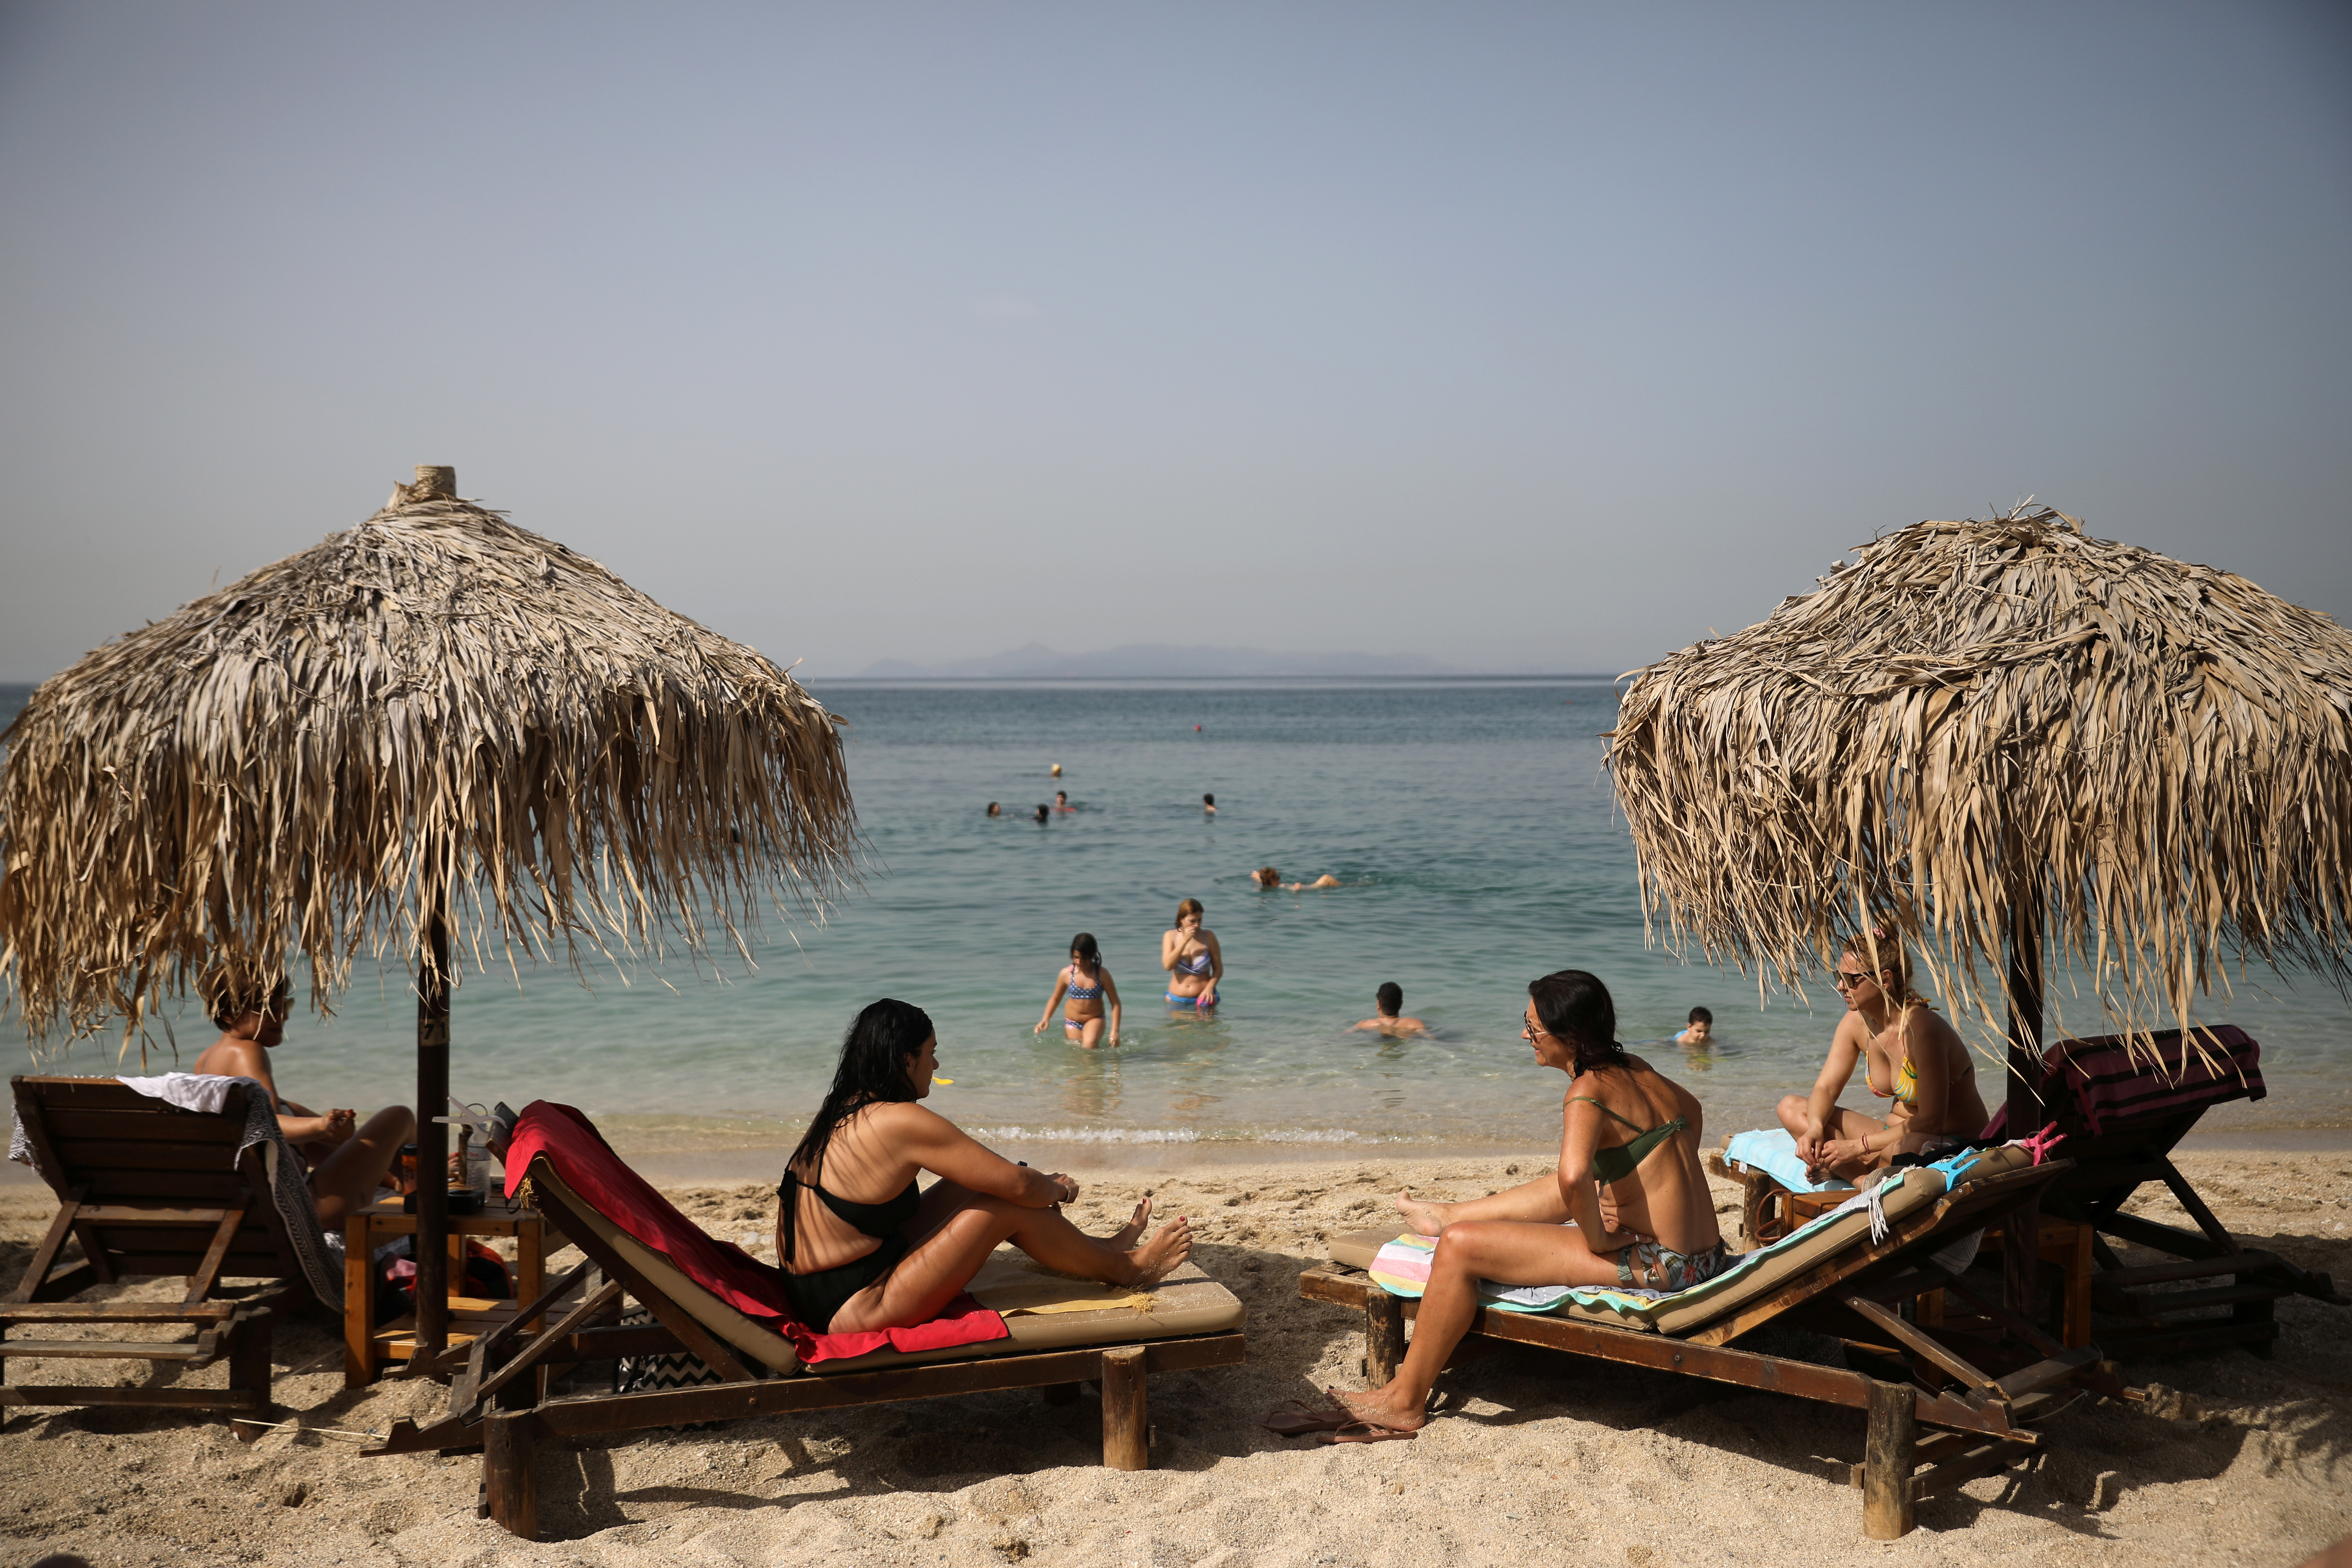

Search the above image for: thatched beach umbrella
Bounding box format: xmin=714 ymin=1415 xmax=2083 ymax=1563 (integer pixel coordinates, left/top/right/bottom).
xmin=1608 ymin=504 xmax=2352 ymax=1143
xmin=1 ymin=466 xmax=855 ymax=1354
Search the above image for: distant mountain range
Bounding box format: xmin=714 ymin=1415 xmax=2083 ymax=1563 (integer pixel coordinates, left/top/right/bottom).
xmin=848 ymin=643 xmax=1465 ymax=679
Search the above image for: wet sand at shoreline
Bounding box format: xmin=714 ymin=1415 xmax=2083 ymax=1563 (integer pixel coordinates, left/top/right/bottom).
xmin=2 ymin=1150 xmax=2348 ymax=1567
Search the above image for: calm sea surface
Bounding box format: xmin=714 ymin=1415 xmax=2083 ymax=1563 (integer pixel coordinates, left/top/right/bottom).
xmin=4 ymin=679 xmax=2346 ymax=1155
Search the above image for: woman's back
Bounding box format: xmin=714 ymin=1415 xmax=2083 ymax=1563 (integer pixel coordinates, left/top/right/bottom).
xmin=1568 ymin=1057 xmax=1716 ymax=1253
xmin=783 ymin=1105 xmax=924 ymax=1273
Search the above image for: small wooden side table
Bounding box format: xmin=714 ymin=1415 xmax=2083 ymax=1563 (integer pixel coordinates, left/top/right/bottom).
xmin=343 ymin=1189 xmax=559 ymax=1388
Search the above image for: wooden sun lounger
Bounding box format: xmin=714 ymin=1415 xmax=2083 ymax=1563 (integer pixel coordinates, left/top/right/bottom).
xmin=368 ymin=1154 xmax=1249 ymax=1539
xmin=2021 ymin=1050 xmax=2346 ymax=1357
xmin=1715 ymin=1028 xmax=2347 ymax=1359
xmin=1299 ymin=1149 xmax=2133 ymax=1540
xmin=4 ymin=1076 xmax=313 ymax=1437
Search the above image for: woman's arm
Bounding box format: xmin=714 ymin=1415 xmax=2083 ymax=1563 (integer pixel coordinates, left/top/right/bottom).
xmin=889 ymin=1104 xmax=1072 ymax=1207
xmin=1201 ymin=932 xmax=1223 ymax=1000
xmin=1556 ymin=1093 xmax=1640 ymax=1252
xmin=1103 ymin=971 xmax=1122 ymax=1044
xmin=1797 ymin=1023 xmax=1865 ymax=1166
xmin=1160 ymin=929 xmax=1183 ymax=972
xmin=1034 ymin=970 xmax=1070 ymax=1034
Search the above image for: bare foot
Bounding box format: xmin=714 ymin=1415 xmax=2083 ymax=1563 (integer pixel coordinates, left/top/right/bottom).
xmin=1105 ymin=1195 xmax=1153 ymax=1250
xmin=1123 ymin=1217 xmax=1192 ymax=1286
xmin=1326 ymin=1384 xmax=1427 ymax=1433
xmin=1394 ymin=1188 xmax=1451 ymax=1237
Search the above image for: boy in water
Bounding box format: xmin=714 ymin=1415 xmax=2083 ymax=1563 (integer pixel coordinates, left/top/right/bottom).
xmin=1675 ymin=1006 xmax=1714 ymax=1046
xmin=1351 ymin=982 xmax=1427 ymax=1037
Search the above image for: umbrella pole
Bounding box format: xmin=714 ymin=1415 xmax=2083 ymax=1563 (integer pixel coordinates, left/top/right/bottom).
xmin=2002 ymin=896 xmax=2045 ymax=1322
xmin=415 ymin=900 xmax=451 ymax=1358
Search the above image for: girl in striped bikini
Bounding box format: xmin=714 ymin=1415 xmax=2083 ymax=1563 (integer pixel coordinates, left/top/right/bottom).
xmin=1034 ymin=932 xmax=1121 ymax=1048
xmin=1160 ymin=899 xmax=1223 ymax=1012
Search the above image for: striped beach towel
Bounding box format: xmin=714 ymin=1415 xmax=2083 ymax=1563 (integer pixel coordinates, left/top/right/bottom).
xmin=1368 ymin=1232 xmax=1625 ymax=1314
xmin=1984 ymin=1025 xmax=2262 ymax=1138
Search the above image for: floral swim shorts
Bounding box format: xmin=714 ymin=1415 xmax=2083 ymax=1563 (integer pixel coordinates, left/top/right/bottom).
xmin=1614 ymin=1238 xmax=1734 ymax=1293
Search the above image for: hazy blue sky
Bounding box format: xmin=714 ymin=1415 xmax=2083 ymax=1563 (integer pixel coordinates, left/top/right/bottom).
xmin=3 ymin=2 xmax=2346 ymax=679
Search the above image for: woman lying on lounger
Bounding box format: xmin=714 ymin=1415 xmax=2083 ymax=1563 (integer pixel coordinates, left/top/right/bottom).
xmin=1776 ymin=930 xmax=1986 ymax=1183
xmin=777 ymin=998 xmax=1192 ymax=1334
xmin=1325 ymin=969 xmax=1723 ymax=1438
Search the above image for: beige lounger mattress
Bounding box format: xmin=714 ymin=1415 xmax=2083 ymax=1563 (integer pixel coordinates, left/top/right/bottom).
xmin=535 ymin=1165 xmax=1244 ymax=1377
xmin=1321 ymin=1146 xmax=2023 ymax=1336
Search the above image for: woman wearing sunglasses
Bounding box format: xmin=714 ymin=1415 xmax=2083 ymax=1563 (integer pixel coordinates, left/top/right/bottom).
xmin=1321 ymin=970 xmax=1723 ymax=1439
xmin=1776 ymin=930 xmax=1986 ymax=1183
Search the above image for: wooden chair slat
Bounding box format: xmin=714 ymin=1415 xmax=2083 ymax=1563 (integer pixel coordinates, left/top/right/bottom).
xmin=40 ymin=1110 xmax=243 ymax=1144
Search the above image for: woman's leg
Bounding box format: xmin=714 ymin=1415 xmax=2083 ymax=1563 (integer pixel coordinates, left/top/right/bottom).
xmin=1079 ymin=1016 xmax=1106 ymax=1049
xmin=1396 ymin=1172 xmax=1572 ymax=1234
xmin=1331 ymin=1219 xmax=1620 ymax=1431
xmin=1776 ymin=1096 xmax=1881 ymax=1143
xmin=830 ymin=1182 xmax=1190 ymax=1334
xmin=309 ymin=1106 xmax=414 ymax=1231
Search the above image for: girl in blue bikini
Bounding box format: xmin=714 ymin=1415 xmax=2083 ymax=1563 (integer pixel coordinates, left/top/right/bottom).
xmin=1160 ymin=898 xmax=1222 ymax=1011
xmin=1034 ymin=932 xmax=1121 ymax=1048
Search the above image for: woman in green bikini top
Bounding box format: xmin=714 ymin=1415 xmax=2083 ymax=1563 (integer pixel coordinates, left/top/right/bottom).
xmin=1323 ymin=969 xmax=1727 ymax=1441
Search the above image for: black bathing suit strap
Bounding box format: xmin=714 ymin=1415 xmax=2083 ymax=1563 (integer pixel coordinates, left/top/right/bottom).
xmin=778 ymin=1139 xmax=830 ymax=1268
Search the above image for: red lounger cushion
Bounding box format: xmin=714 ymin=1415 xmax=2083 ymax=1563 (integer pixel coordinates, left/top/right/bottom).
xmin=503 ymin=1101 xmax=1008 ymax=1365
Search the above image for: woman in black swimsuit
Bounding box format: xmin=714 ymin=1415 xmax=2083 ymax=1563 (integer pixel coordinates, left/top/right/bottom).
xmin=777 ymin=999 xmax=1195 ymax=1334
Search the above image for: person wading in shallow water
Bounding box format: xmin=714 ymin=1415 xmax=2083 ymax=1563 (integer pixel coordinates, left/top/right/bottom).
xmin=1036 ymin=932 xmax=1122 ymax=1048
xmin=1161 ymin=898 xmax=1223 ymax=1011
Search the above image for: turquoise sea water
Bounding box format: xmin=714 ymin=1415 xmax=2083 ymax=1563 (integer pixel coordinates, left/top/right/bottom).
xmin=5 ymin=679 xmax=2346 ymax=1155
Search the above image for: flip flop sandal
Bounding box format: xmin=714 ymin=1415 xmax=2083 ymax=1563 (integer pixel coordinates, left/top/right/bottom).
xmin=1255 ymin=1399 xmax=1355 ymax=1436
xmin=1318 ymin=1421 xmax=1420 ymax=1444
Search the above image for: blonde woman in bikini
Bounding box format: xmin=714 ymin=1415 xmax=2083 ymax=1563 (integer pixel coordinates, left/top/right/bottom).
xmin=1160 ymin=898 xmax=1222 ymax=1011
xmin=1034 ymin=932 xmax=1121 ymax=1048
xmin=1777 ymin=932 xmax=1987 ymax=1183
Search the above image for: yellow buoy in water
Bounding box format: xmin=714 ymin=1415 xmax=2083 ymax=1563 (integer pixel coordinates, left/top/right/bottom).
xmin=1050 ymin=763 xmax=1063 ymax=776
xmin=932 ymin=1076 xmax=954 ymax=1086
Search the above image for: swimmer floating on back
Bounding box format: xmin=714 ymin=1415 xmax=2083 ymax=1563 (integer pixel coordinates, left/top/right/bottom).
xmin=1161 ymin=898 xmax=1222 ymax=1011
xmin=1036 ymin=932 xmax=1120 ymax=1048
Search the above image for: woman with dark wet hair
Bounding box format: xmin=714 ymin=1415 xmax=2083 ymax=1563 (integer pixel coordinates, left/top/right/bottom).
xmin=776 ymin=999 xmax=1190 ymax=1333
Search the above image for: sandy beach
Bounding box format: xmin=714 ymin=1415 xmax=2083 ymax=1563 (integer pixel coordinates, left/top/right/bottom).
xmin=2 ymin=1149 xmax=2347 ymax=1568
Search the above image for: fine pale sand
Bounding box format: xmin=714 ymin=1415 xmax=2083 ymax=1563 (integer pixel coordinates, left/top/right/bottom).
xmin=3 ymin=1152 xmax=2348 ymax=1567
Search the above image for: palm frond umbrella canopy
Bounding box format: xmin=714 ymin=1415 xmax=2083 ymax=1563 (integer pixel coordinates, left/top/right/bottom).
xmin=1 ymin=466 xmax=856 ymax=1354
xmin=1606 ymin=505 xmax=2352 ymax=1131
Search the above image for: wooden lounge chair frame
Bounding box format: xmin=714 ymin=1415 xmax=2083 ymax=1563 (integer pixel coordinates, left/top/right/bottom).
xmin=2030 ymin=1106 xmax=2346 ymax=1358
xmin=4 ymin=1076 xmax=312 ymax=1437
xmin=1716 ymin=1028 xmax=2348 ymax=1360
xmin=368 ymin=1156 xmax=1249 ymax=1539
xmin=1298 ymin=1156 xmax=2133 ymax=1540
